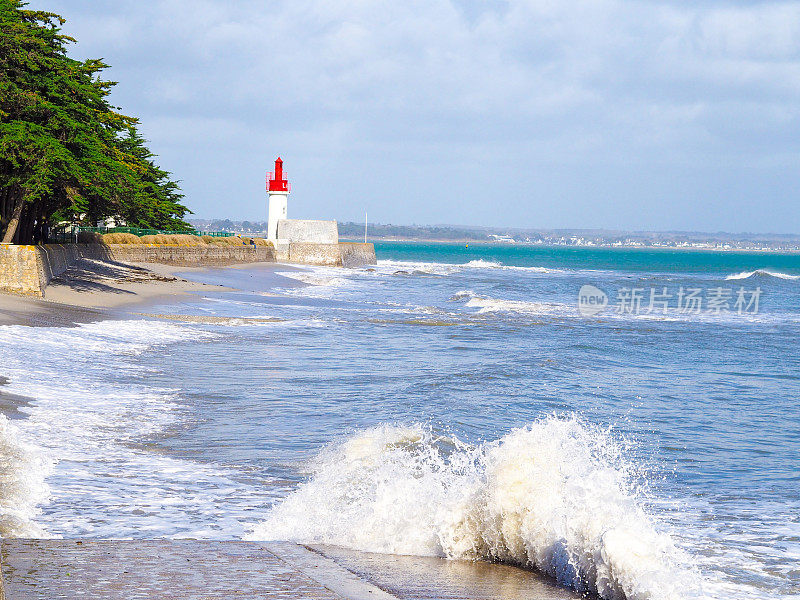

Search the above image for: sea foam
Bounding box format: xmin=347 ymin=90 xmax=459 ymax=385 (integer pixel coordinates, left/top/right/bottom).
xmin=248 ymin=417 xmax=700 ymax=600
xmin=0 ymin=320 xmax=266 ymax=538
xmin=0 ymin=415 xmax=53 ymax=537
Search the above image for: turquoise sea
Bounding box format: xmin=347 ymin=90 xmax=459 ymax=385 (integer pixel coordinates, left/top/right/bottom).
xmin=1 ymin=242 xmax=798 ymax=600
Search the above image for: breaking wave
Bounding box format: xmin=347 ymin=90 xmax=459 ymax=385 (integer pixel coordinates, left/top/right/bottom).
xmin=465 ymin=296 xmax=562 ymax=315
xmin=462 ymin=259 xmax=567 ymax=273
xmin=0 ymin=415 xmax=53 ymax=537
xmin=248 ymin=418 xmax=700 ymax=600
xmin=450 ymin=289 xmax=475 ymax=301
xmin=725 ymin=269 xmax=800 ymax=281
xmin=376 ymin=259 xmax=567 ymax=276
xmin=451 ymin=289 xmax=569 ymax=316
xmin=463 ymin=259 xmax=502 ymax=268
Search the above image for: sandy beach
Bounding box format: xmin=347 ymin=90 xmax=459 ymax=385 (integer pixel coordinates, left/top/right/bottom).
xmin=0 ymin=258 xmax=245 ymax=327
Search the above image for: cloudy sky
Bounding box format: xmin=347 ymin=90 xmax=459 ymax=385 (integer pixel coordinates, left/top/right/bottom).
xmin=30 ymin=0 xmax=800 ymax=233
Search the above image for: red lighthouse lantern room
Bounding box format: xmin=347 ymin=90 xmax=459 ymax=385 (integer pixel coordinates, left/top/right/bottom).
xmin=267 ymin=157 xmax=290 ymax=192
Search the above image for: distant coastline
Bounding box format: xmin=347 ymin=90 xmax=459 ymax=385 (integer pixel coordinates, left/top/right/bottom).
xmin=353 ymin=239 xmax=800 ymax=254
xmin=191 ymin=219 xmax=800 ymax=253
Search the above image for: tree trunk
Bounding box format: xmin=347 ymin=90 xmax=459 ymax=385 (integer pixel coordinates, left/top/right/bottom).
xmin=1 ymin=193 xmax=25 ymax=244
xmin=0 ymin=188 xmax=9 ymax=232
xmin=22 ymin=203 xmax=36 ymax=245
xmin=34 ymin=202 xmax=46 ymax=244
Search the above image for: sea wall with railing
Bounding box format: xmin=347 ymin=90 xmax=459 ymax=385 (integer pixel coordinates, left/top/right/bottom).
xmin=51 ymin=226 xmax=234 ymax=242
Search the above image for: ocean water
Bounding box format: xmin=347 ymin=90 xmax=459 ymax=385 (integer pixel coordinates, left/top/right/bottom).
xmin=1 ymin=243 xmax=799 ymax=600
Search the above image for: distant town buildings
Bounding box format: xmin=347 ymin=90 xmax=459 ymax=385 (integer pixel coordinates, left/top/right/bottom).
xmin=187 ymin=220 xmax=800 ymax=252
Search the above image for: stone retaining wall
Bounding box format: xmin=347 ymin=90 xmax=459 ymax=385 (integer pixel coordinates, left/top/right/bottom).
xmin=0 ymin=244 xmax=112 ymax=296
xmin=0 ymin=241 xmax=375 ymax=297
xmin=286 ymin=243 xmax=342 ymax=266
xmin=0 ymin=245 xmax=45 ymax=296
xmin=108 ymin=244 xmax=276 ymax=267
xmin=0 ymin=244 xmax=276 ymax=297
xmin=283 ymin=242 xmax=376 ymax=266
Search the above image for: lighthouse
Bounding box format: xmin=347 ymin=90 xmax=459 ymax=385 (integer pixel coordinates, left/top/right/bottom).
xmin=266 ymin=157 xmax=290 ymax=241
xmin=258 ymin=155 xmax=376 ymax=265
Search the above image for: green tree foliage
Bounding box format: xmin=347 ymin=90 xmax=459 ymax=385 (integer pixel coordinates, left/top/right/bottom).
xmin=0 ymin=0 xmax=190 ymax=244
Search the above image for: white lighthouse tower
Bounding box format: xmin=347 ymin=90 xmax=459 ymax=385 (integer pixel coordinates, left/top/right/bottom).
xmin=266 ymin=157 xmax=289 ymax=242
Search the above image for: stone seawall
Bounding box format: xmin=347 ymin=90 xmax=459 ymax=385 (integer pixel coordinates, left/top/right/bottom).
xmin=0 ymin=241 xmax=375 ymax=297
xmin=0 ymin=244 xmax=112 ymax=296
xmin=0 ymin=244 xmax=276 ymax=297
xmin=279 ymin=242 xmax=377 ymax=266
xmin=339 ymin=243 xmax=377 ymax=267
xmin=0 ymin=245 xmax=47 ymax=296
xmin=108 ymin=244 xmax=276 ymax=267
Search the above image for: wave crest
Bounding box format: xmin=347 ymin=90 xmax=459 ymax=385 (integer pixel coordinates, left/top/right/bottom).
xmin=463 ymin=259 xmax=502 ymax=268
xmin=451 ymin=290 xmax=566 ymax=316
xmin=725 ymin=269 xmax=799 ymax=281
xmin=376 ymin=260 xmax=567 ymax=276
xmin=247 ymin=418 xmax=699 ymax=600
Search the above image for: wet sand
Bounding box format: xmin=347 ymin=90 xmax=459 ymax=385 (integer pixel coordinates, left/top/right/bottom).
xmin=0 ymin=377 xmax=33 ymax=420
xmin=42 ymin=259 xmax=229 ymax=310
xmin=175 ymin=261 xmax=308 ymax=293
xmin=0 ymin=292 xmax=106 ymax=328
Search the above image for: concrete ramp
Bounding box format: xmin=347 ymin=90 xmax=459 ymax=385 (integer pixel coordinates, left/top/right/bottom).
xmin=1 ymin=540 xmax=582 ymax=600
xmin=313 ymin=545 xmax=582 ymax=600
xmin=1 ymin=540 xmax=396 ymax=600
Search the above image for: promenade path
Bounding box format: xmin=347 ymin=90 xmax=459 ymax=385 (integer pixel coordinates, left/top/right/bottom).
xmin=1 ymin=539 xmax=579 ymax=600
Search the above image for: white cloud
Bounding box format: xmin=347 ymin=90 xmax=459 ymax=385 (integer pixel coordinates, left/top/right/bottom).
xmin=27 ymin=0 xmax=800 ymax=231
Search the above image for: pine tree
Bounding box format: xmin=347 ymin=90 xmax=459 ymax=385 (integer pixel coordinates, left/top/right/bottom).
xmin=0 ymin=0 xmax=191 ymax=244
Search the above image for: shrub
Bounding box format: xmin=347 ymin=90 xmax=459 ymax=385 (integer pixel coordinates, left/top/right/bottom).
xmin=167 ymin=234 xmax=206 ymax=246
xmin=77 ymin=231 xmax=103 ymax=243
xmin=205 ymin=236 xmax=245 ymax=246
xmin=138 ymin=233 xmax=205 ymax=246
xmin=102 ymin=232 xmax=140 ymax=244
